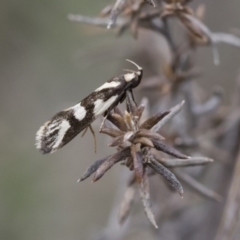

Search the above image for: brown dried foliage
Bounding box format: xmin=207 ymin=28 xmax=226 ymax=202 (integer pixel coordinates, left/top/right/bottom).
xmin=70 ymin=0 xmax=240 ymax=238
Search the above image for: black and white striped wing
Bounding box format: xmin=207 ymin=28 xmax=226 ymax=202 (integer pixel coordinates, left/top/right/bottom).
xmin=36 ymin=78 xmax=125 ymax=154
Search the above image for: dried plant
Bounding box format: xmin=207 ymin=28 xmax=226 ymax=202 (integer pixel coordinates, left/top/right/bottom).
xmin=79 ymin=91 xmax=216 ymax=228
xmin=67 ymin=0 xmax=240 ymax=239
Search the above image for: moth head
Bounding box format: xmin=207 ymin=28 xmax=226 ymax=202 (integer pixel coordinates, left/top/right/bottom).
xmin=124 ymin=59 xmax=143 ymax=88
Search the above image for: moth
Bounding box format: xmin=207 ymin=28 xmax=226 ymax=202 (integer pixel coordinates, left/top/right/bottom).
xmin=36 ymin=60 xmax=143 ymax=154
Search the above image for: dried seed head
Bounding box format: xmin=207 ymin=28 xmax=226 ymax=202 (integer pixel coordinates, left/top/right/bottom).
xmin=79 ymin=89 xmax=213 ymax=227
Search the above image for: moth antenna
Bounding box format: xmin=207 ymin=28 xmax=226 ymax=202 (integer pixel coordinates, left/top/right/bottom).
xmin=123 ymin=69 xmax=135 ymax=73
xmin=126 ymin=59 xmax=142 ymax=70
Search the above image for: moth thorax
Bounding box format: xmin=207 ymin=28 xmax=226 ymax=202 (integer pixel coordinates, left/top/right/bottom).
xmin=124 ymin=73 xmax=136 ymax=82
xmin=124 ymin=70 xmax=142 ymax=88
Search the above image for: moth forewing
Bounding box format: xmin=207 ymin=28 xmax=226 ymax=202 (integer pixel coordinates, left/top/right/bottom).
xmin=35 ymin=79 xmax=124 ymax=154
xmin=36 ymin=60 xmax=143 ymax=154
xmin=36 ymin=105 xmax=87 ymax=154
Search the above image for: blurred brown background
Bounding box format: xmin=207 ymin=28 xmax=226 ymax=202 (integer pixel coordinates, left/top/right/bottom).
xmin=0 ymin=0 xmax=240 ymax=240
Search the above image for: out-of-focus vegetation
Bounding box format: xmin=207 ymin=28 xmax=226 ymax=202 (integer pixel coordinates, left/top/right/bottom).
xmin=1 ymin=1 xmax=240 ymax=240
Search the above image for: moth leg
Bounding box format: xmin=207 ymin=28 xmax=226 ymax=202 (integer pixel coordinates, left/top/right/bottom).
xmin=119 ymin=92 xmax=126 ymax=103
xmin=89 ymin=124 xmax=97 ymax=153
xmin=81 ymin=127 xmax=88 ymax=137
xmin=81 ymin=125 xmax=97 ymax=153
xmin=100 ymin=92 xmax=126 ymax=131
xmin=126 ymin=90 xmax=137 ymax=113
xmin=100 ymin=115 xmax=108 ymax=132
xmin=129 ymin=89 xmax=137 ymax=106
